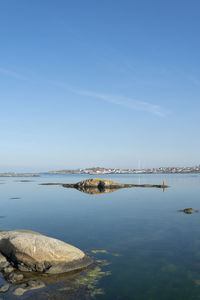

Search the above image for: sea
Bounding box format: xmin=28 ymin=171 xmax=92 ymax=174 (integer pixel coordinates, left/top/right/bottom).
xmin=0 ymin=173 xmax=200 ymax=299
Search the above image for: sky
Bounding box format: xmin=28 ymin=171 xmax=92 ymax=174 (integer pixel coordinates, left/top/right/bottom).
xmin=0 ymin=0 xmax=200 ymax=172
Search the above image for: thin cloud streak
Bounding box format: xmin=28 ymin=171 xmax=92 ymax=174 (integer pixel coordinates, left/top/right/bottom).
xmin=186 ymin=74 xmax=200 ymax=86
xmin=0 ymin=67 xmax=27 ymax=80
xmin=50 ymin=81 xmax=166 ymax=117
xmin=71 ymin=89 xmax=166 ymax=117
xmin=0 ymin=67 xmax=166 ymax=116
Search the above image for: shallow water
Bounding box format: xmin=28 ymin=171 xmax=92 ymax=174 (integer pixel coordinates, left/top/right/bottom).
xmin=1 ymin=173 xmax=200 ymax=299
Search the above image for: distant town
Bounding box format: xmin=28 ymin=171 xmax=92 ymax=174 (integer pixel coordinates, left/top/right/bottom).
xmin=47 ymin=166 xmax=200 ymax=175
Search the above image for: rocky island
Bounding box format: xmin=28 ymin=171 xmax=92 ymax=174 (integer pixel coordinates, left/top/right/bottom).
xmin=177 ymin=208 xmax=199 ymax=214
xmin=41 ymin=178 xmax=168 ymax=194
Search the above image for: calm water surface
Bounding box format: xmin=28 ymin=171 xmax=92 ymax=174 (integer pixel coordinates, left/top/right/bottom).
xmin=1 ymin=174 xmax=200 ymax=299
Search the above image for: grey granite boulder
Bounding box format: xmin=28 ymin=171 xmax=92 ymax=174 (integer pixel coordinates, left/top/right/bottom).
xmin=0 ymin=230 xmax=92 ymax=274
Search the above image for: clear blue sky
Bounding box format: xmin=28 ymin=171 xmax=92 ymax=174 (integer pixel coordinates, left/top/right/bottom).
xmin=0 ymin=0 xmax=200 ymax=172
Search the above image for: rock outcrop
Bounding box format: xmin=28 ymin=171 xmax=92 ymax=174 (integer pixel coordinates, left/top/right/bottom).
xmin=72 ymin=178 xmax=123 ymax=194
xmin=74 ymin=178 xmax=121 ymax=189
xmin=0 ymin=230 xmax=92 ymax=274
xmin=177 ymin=208 xmax=199 ymax=214
xmin=41 ymin=178 xmax=168 ymax=194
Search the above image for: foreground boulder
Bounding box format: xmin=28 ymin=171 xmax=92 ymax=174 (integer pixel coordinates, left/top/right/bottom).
xmin=0 ymin=230 xmax=92 ymax=274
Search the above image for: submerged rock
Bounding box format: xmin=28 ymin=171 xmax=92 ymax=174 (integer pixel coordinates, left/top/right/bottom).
xmin=8 ymin=272 xmax=24 ymax=283
xmin=13 ymin=287 xmax=26 ymax=296
xmin=12 ymin=280 xmax=46 ymax=296
xmin=177 ymin=208 xmax=199 ymax=214
xmin=0 ymin=284 xmax=9 ymax=293
xmin=0 ymin=230 xmax=92 ymax=274
xmin=3 ymin=266 xmax=14 ymax=273
xmin=26 ymin=280 xmax=45 ymax=288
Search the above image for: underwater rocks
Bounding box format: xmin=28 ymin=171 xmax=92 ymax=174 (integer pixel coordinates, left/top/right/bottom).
xmin=0 ymin=230 xmax=92 ymax=274
xmin=0 ymin=261 xmax=46 ymax=296
xmin=0 ymin=284 xmax=9 ymax=293
xmin=12 ymin=280 xmax=46 ymax=296
xmin=8 ymin=272 xmax=24 ymax=283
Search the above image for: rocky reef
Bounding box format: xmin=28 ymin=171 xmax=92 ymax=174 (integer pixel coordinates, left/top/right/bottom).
xmin=68 ymin=178 xmax=126 ymax=194
xmin=177 ymin=208 xmax=199 ymax=214
xmin=41 ymin=178 xmax=168 ymax=194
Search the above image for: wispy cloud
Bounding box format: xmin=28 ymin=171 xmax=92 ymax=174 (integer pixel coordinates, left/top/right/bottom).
xmin=0 ymin=67 xmax=166 ymax=117
xmin=186 ymin=74 xmax=200 ymax=86
xmin=0 ymin=67 xmax=27 ymax=80
xmin=73 ymin=89 xmax=165 ymax=117
xmin=48 ymin=80 xmax=166 ymax=117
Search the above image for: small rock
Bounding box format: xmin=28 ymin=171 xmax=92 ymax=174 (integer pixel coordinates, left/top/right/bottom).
xmin=12 ymin=280 xmax=45 ymax=296
xmin=27 ymin=280 xmax=45 ymax=290
xmin=13 ymin=287 xmax=26 ymax=296
xmin=18 ymin=264 xmax=32 ymax=272
xmin=19 ymin=283 xmax=27 ymax=288
xmin=0 ymin=261 xmax=9 ymax=270
xmin=177 ymin=208 xmax=199 ymax=214
xmin=9 ymin=272 xmax=24 ymax=283
xmin=3 ymin=266 xmax=14 ymax=273
xmin=0 ymin=284 xmax=9 ymax=293
xmin=0 ymin=253 xmax=8 ymax=263
xmin=0 ymin=253 xmax=9 ymax=270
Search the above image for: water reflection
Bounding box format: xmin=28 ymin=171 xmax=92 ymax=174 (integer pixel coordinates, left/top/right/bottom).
xmin=63 ymin=185 xmax=121 ymax=194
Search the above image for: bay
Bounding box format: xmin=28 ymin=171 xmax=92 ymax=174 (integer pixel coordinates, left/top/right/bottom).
xmin=0 ymin=173 xmax=200 ymax=299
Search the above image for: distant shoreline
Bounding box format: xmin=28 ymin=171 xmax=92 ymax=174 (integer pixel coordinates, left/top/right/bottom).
xmin=46 ymin=171 xmax=200 ymax=175
xmin=45 ymin=166 xmax=200 ymax=175
xmin=0 ymin=174 xmax=40 ymax=177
